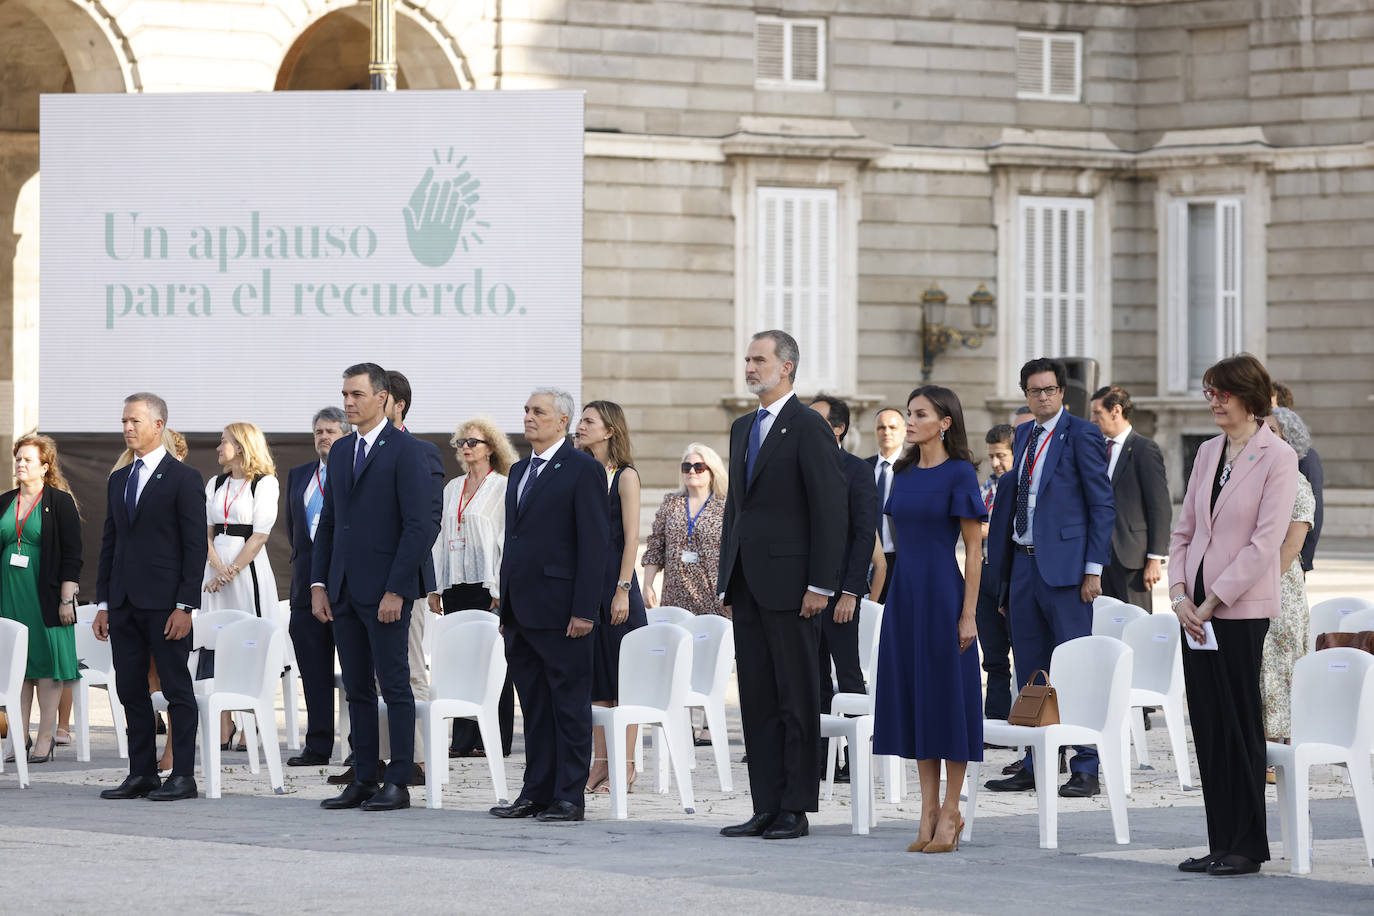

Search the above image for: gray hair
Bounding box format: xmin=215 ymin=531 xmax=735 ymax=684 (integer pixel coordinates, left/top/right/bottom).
xmin=312 ymin=406 xmax=351 ymax=434
xmin=125 ymin=392 xmax=168 ymax=424
xmin=752 ymin=329 xmax=800 ymax=383
xmin=530 ymin=387 xmax=576 ymax=434
xmin=1270 ymin=406 xmax=1311 ymax=459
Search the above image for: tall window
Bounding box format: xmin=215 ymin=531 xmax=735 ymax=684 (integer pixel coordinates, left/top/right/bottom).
xmin=1167 ymin=198 xmax=1243 ymax=392
xmin=756 ymin=187 xmax=837 ymax=389
xmin=1017 ymin=196 xmax=1093 ymax=367
xmin=756 ymin=17 xmax=825 ymax=90
xmin=1016 ymin=31 xmax=1082 ymax=102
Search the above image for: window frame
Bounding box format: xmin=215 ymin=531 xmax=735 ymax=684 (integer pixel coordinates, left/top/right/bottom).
xmin=1015 ymin=195 xmax=1096 ymax=371
xmin=1015 ymin=30 xmax=1083 ymax=103
xmin=1165 ymin=196 xmax=1244 ymax=394
xmin=755 ymin=16 xmax=827 ymax=92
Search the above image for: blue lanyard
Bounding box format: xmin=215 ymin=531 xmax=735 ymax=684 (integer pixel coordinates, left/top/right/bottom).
xmin=685 ymin=493 xmax=712 ymax=544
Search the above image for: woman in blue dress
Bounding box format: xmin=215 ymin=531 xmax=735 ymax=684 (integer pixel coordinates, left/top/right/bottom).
xmin=872 ymin=385 xmax=987 ymax=854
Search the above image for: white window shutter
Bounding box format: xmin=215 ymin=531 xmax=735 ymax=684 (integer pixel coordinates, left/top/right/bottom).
xmin=1166 ymin=200 xmax=1189 ymax=393
xmin=1017 ymin=31 xmax=1081 ymax=101
xmin=756 ymin=19 xmax=785 ymax=82
xmin=791 ymin=23 xmax=820 ymax=83
xmin=1018 ymin=197 xmax=1094 ymax=370
xmin=1016 ymin=34 xmax=1044 ymax=96
xmin=1048 ymin=35 xmax=1080 ymax=100
xmin=757 ymin=187 xmax=838 ymax=389
xmin=1219 ymin=199 xmax=1243 ymax=355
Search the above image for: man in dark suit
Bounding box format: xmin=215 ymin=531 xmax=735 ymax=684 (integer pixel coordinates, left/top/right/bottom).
xmin=283 ymin=406 xmax=350 ymax=768
xmin=808 ymin=395 xmax=878 ymax=772
xmin=865 ymin=407 xmax=905 ymax=603
xmin=94 ymin=392 xmax=207 ymax=801
xmin=1090 ymin=385 xmax=1170 ymax=612
xmin=490 ymin=387 xmax=609 ymax=823
xmin=312 ymin=363 xmax=442 ymax=812
xmin=718 ymin=330 xmax=846 ymax=841
xmin=985 ymin=358 xmax=1115 ymax=798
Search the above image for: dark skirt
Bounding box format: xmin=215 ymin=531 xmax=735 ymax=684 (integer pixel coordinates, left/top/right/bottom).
xmin=590 ymin=579 xmax=647 ymax=703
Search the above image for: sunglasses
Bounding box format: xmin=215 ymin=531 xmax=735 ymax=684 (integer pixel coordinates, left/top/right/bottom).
xmin=1201 ymin=389 xmax=1231 ymax=404
xmin=681 ymin=462 xmax=709 ymax=474
xmin=456 ymin=438 xmax=489 ymax=448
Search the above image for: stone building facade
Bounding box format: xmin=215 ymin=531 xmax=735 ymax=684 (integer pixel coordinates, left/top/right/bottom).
xmin=2 ymin=0 xmax=1372 ymax=534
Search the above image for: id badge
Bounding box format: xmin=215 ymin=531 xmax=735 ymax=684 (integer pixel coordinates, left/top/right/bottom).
xmin=681 ymin=550 xmax=699 ymax=564
xmin=448 ymin=537 xmax=465 ymax=552
xmin=9 ymin=553 xmax=29 ymax=568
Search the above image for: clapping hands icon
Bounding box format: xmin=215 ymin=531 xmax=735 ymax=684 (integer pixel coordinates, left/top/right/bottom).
xmin=403 ymin=151 xmax=484 ymax=268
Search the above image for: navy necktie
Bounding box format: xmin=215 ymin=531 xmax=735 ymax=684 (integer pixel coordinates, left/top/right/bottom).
xmin=745 ymin=409 xmax=768 ymax=481
xmin=353 ymin=437 xmax=367 ymax=480
xmin=876 ymin=459 xmax=890 ymax=544
xmin=518 ymin=457 xmax=546 ymax=509
xmin=1015 ymin=425 xmax=1045 ymax=538
xmin=124 ymin=458 xmax=143 ymax=519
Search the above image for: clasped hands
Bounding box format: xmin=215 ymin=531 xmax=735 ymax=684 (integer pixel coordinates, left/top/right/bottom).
xmin=311 ymin=586 xmax=407 ymax=624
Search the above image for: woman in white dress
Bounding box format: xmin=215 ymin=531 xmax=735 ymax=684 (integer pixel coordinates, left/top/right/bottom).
xmin=201 ymin=421 xmax=280 ymax=749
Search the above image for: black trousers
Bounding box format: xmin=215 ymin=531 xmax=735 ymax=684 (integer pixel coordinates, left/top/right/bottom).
xmin=332 ymin=586 xmax=414 ymax=786
xmin=504 ymin=616 xmax=593 ymax=806
xmin=288 ymin=603 xmax=337 ymax=758
xmin=731 ymin=569 xmax=821 ymax=814
xmin=1181 ymin=616 xmax=1271 ymax=862
xmin=875 ymin=551 xmax=897 ymax=604
xmin=818 ymin=596 xmax=865 ymax=708
xmin=109 ymin=606 xmax=196 ymax=778
xmin=442 ymin=583 xmax=515 ymax=756
xmin=974 ymin=563 xmax=1013 ymax=719
xmin=1102 ymin=558 xmax=1153 ymax=612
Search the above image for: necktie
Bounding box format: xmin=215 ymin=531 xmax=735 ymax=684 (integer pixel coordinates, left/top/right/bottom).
xmin=745 ymin=408 xmax=768 ymax=482
xmin=306 ymin=466 xmax=325 ymax=539
xmin=124 ymin=458 xmax=143 ymax=519
xmin=1106 ymin=438 xmax=1116 ymax=476
xmin=1015 ymin=425 xmax=1045 ymax=538
xmin=353 ymin=437 xmax=367 ymax=480
xmin=518 ymin=456 xmax=546 ymax=509
xmin=876 ymin=459 xmax=891 ymax=545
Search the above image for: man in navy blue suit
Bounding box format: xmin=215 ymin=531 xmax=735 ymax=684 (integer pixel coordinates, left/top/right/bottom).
xmin=94 ymin=392 xmax=207 ymax=801
xmin=985 ymin=358 xmax=1115 ymax=797
xmin=490 ymin=387 xmax=609 ymax=823
xmin=283 ymin=406 xmax=350 ymax=768
xmin=312 ymin=363 xmax=442 ymax=811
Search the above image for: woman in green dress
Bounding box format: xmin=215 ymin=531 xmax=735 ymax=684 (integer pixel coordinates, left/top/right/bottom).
xmin=0 ymin=434 xmax=82 ymax=763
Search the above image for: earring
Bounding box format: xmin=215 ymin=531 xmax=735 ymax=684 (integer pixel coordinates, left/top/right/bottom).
xmin=940 ymin=429 xmax=946 ymax=441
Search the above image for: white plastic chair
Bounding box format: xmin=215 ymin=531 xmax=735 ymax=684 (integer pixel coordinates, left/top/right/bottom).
xmin=646 ymin=605 xmax=694 ymax=627
xmin=1310 ymin=597 xmax=1374 ymax=653
xmin=970 ymin=635 xmax=1134 ymax=849
xmin=1338 ymin=607 xmax=1374 ymax=634
xmin=73 ymin=603 xmax=128 ymax=761
xmin=276 ymin=600 xmax=301 ymax=750
xmin=593 ymin=623 xmax=696 ymax=819
xmin=154 ymin=608 xmax=253 ymax=731
xmin=0 ymin=619 xmax=30 ymax=788
xmin=1267 ymin=647 xmax=1374 ymax=875
xmin=824 ymin=600 xmax=903 ymax=802
xmin=820 ymin=709 xmax=876 ymax=834
xmin=196 ymin=616 xmax=287 ymax=799
xmin=1121 ymin=614 xmax=1193 ymax=791
xmin=418 ymin=617 xmax=508 ymax=809
xmin=1091 ymin=601 xmax=1148 ymax=640
xmin=679 ymin=615 xmax=734 ymax=792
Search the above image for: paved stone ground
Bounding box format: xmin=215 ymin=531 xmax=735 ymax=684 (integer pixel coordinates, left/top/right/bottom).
xmin=1 ymin=545 xmax=1370 ymax=913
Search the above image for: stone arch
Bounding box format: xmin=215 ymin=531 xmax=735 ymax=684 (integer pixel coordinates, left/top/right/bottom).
xmin=8 ymin=0 xmax=139 ymax=94
xmin=275 ymin=1 xmax=471 ymax=92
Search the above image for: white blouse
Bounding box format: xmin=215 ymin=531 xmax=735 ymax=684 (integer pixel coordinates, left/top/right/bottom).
xmin=431 ymin=471 xmax=506 ymax=599
xmin=205 ymin=473 xmax=280 ymax=534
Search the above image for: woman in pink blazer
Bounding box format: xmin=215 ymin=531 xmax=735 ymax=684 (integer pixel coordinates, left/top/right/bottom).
xmin=1169 ymin=354 xmax=1298 ymax=878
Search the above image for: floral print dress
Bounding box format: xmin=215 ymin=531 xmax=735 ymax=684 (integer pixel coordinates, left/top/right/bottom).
xmin=1260 ymin=473 xmax=1314 ymax=739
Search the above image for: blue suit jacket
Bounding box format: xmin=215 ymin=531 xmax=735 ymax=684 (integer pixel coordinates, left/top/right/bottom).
xmin=97 ymin=453 xmax=207 ymax=611
xmin=988 ymin=409 xmax=1115 ymax=599
xmin=499 ymin=439 xmax=610 ymax=630
xmin=311 ymin=421 xmax=442 ymax=605
xmin=283 ymin=460 xmax=321 ymax=610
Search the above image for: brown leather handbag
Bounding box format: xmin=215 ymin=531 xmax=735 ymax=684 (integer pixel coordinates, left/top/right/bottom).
xmin=1315 ymin=631 xmax=1374 ymax=654
xmin=1007 ymin=669 xmax=1060 ymax=726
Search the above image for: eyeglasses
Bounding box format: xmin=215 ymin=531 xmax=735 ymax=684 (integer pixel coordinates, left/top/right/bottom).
xmin=1025 ymin=386 xmax=1062 ymax=398
xmin=681 ymin=462 xmax=709 ymax=474
xmin=456 ymin=438 xmax=489 ymax=448
xmin=1201 ymin=388 xmax=1231 ymax=404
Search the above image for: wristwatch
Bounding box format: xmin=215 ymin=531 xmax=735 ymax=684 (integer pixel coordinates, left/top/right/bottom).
xmin=617 ymin=580 xmax=632 ymax=591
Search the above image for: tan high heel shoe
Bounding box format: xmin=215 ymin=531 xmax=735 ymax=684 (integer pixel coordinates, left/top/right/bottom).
xmin=908 ymin=812 xmax=939 ymax=852
xmin=923 ymin=815 xmax=965 ymax=854
xmin=585 ymin=758 xmax=609 ymax=794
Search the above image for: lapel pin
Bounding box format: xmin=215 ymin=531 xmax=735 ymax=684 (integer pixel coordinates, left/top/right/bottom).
xmin=156 ymin=473 xmax=163 ymax=479
xmin=379 ymin=440 xmax=386 ymax=446
xmin=780 ymin=428 xmax=788 ymax=434
xmin=554 ymin=463 xmax=561 ymax=470
xmin=1249 ymin=455 xmax=1255 ymax=461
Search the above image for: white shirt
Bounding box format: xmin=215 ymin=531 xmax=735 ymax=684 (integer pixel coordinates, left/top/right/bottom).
xmin=873 ymin=447 xmax=901 ymax=553
xmin=1013 ymin=408 xmax=1103 ymax=577
xmin=517 ymin=439 xmax=565 ymax=502
xmin=129 ymin=445 xmax=167 ymax=505
xmin=353 ymin=421 xmax=386 ymax=466
xmin=1106 ymin=425 xmax=1131 ymax=480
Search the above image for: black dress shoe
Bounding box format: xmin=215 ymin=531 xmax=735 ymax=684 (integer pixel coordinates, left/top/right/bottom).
xmin=286 ymin=748 xmax=331 ymax=767
xmin=327 ymin=760 xmax=385 ymax=785
xmin=321 ymin=781 xmax=380 ymax=809
xmin=1208 ymin=856 xmax=1261 ymax=877
xmin=762 ymin=811 xmax=809 ymax=839
xmin=536 ymin=799 xmax=585 ymax=822
xmin=833 ymin=762 xmax=851 ymax=784
xmin=1001 ymin=759 xmax=1024 ymax=776
xmin=100 ymin=774 xmax=161 ymax=800
xmin=409 ymin=764 xmax=425 ymax=786
xmin=148 ymin=775 xmax=198 ymax=801
xmin=361 ymin=782 xmax=411 ymax=811
xmin=720 ymin=811 xmax=777 ymax=837
xmin=490 ymin=796 xmax=548 ymax=818
xmin=1059 ymin=772 xmax=1100 ymax=798
xmin=985 ymin=768 xmax=1035 ymax=792
xmin=1178 ymin=854 xmax=1218 ymax=873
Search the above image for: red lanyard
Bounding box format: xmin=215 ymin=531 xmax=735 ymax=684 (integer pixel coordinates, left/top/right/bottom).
xmin=15 ymin=487 xmax=42 ymax=546
xmin=1024 ymin=429 xmax=1052 ymax=481
xmin=223 ymin=477 xmax=248 ymax=522
xmin=457 ymin=469 xmax=492 ymax=527
xmin=314 ymin=464 xmax=325 ymax=497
